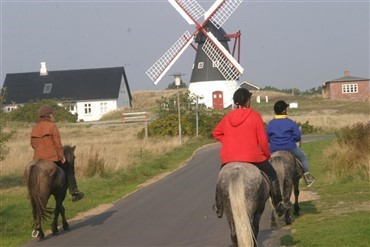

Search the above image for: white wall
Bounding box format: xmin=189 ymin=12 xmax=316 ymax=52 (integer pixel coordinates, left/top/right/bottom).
xmin=75 ymin=100 xmax=117 ymax=122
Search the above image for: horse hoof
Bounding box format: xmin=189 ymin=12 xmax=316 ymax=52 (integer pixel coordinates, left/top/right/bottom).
xmin=286 ymin=218 xmax=292 ymax=225
xmin=32 ymin=230 xmax=39 ymax=238
xmin=63 ymin=224 xmax=69 ymax=230
xmin=32 ymin=229 xmax=44 ymax=239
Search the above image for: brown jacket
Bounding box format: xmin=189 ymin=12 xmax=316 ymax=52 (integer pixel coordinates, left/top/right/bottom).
xmin=30 ymin=119 xmax=65 ymax=162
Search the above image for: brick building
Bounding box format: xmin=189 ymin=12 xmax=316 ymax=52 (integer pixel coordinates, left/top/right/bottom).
xmin=322 ymin=70 xmax=369 ymax=101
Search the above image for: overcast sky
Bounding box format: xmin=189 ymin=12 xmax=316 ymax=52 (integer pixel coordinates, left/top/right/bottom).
xmin=1 ymin=0 xmax=369 ymax=92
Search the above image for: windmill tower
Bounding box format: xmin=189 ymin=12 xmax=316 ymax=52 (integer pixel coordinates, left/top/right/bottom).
xmin=146 ymin=0 xmax=244 ymax=109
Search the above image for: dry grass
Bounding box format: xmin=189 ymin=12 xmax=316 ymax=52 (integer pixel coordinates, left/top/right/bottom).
xmin=1 ymin=122 xmax=184 ymax=178
xmin=2 ymin=89 xmax=368 ymax=178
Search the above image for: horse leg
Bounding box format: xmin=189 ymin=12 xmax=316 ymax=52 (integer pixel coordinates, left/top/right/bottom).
xmin=31 ymin=211 xmax=45 ymax=239
xmin=51 ymin=206 xmax=59 ymax=235
xmin=226 ymin=216 xmax=238 ymax=246
xmin=253 ymin=213 xmax=262 ymax=246
xmin=60 ymin=203 xmax=69 ymax=230
xmin=284 ymin=186 xmax=293 ymax=225
xmin=270 ymin=210 xmax=278 ymax=230
xmin=293 ymin=180 xmax=300 ymax=216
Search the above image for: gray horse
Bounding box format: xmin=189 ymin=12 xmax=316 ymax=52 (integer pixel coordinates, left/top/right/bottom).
xmin=216 ymin=162 xmax=270 ymax=247
xmin=269 ymin=150 xmax=304 ymax=228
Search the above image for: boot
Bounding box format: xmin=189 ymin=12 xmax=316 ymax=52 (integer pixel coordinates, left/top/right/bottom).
xmin=271 ymin=180 xmax=291 ymax=217
xmin=303 ymin=172 xmax=316 ymax=187
xmin=212 ymin=184 xmax=223 ymax=218
xmin=71 ymin=191 xmax=84 ymax=202
xmin=67 ymin=168 xmax=84 ymax=202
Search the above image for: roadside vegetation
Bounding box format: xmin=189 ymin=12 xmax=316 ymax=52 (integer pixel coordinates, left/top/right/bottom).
xmin=0 ymin=89 xmax=369 ymax=246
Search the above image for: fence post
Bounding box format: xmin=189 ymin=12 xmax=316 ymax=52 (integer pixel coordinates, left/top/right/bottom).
xmin=122 ymin=112 xmax=149 ymax=142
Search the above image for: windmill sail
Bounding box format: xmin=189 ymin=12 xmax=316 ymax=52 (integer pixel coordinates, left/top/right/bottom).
xmin=146 ymin=31 xmax=193 ymax=85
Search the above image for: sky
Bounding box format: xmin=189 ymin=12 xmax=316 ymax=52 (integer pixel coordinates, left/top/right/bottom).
xmin=1 ymin=0 xmax=369 ymax=92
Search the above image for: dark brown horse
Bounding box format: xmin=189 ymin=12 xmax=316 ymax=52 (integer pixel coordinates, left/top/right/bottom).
xmin=24 ymin=145 xmax=76 ymax=239
xmin=269 ymin=150 xmax=304 ymax=228
xmin=216 ymin=162 xmax=270 ymax=247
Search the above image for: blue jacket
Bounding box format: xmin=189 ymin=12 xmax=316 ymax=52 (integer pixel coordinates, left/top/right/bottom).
xmin=266 ymin=115 xmax=301 ymax=152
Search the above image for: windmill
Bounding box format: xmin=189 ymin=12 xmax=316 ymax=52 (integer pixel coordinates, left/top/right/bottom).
xmin=146 ymin=0 xmax=244 ymax=109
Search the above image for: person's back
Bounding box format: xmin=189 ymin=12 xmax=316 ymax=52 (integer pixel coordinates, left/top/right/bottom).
xmin=213 ymin=107 xmax=270 ymax=164
xmin=31 ymin=118 xmax=64 ymax=161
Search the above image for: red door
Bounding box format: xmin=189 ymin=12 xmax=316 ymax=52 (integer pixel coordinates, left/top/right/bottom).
xmin=212 ymin=91 xmax=224 ymax=110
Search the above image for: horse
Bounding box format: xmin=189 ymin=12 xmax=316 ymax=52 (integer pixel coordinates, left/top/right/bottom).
xmin=269 ymin=150 xmax=304 ymax=228
xmin=24 ymin=145 xmax=76 ymax=239
xmin=216 ymin=162 xmax=270 ymax=247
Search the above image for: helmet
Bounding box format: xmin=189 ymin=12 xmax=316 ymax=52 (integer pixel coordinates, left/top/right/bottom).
xmin=274 ymin=100 xmax=289 ymax=114
xmin=38 ymin=105 xmax=53 ymax=117
xmin=233 ymin=88 xmax=252 ymax=106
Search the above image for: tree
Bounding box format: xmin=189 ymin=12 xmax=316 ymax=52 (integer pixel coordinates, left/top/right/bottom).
xmin=0 ymin=89 xmax=14 ymax=161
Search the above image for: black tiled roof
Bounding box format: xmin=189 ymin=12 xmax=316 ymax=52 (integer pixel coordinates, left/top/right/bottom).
xmin=2 ymin=67 xmax=132 ymax=105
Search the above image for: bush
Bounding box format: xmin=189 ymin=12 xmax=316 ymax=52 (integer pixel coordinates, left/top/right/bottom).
xmin=7 ymin=99 xmax=77 ymax=123
xmin=323 ymin=122 xmax=370 ymax=183
xmin=297 ymin=120 xmax=321 ymax=134
xmin=84 ymin=152 xmax=106 ymax=177
xmin=138 ymin=111 xmax=224 ymax=139
xmin=335 ymin=121 xmax=370 ymax=152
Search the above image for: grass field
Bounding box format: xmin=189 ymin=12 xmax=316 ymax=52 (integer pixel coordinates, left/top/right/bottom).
xmin=1 ymin=91 xmax=369 ymax=246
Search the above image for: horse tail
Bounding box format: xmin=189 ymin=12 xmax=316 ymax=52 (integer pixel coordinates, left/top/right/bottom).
xmin=228 ymin=169 xmax=255 ymax=247
xmin=25 ymin=163 xmax=53 ymax=222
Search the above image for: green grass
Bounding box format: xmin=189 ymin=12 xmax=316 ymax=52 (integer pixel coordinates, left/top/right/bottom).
xmin=2 ymin=137 xmax=369 ymax=246
xmin=0 ymin=137 xmax=214 ymax=247
xmin=280 ymin=139 xmax=370 ymax=246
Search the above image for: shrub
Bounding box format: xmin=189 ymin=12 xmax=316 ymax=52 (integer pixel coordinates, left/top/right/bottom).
xmin=297 ymin=120 xmax=321 ymax=134
xmin=7 ymin=99 xmax=77 ymax=123
xmin=137 ymin=111 xmax=224 ymax=139
xmin=335 ymin=121 xmax=370 ymax=152
xmin=323 ymin=122 xmax=370 ymax=183
xmin=84 ymin=152 xmax=106 ymax=177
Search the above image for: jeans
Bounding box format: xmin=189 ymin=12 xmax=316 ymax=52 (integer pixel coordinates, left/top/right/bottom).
xmin=290 ymin=147 xmax=309 ymax=172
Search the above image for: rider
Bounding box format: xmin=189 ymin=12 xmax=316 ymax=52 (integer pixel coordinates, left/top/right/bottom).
xmin=266 ymin=100 xmax=316 ymax=187
xmin=212 ymin=88 xmax=291 ymax=218
xmin=30 ymin=105 xmax=84 ymax=202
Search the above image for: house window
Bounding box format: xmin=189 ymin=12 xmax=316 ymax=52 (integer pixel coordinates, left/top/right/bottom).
xmin=213 ymin=60 xmax=219 ymax=68
xmin=100 ymin=102 xmax=108 ymax=114
xmin=342 ymin=84 xmax=358 ymax=93
xmin=198 ymin=62 xmax=204 ymax=69
xmin=43 ymin=83 xmax=52 ymax=94
xmin=84 ymin=103 xmax=91 ymax=114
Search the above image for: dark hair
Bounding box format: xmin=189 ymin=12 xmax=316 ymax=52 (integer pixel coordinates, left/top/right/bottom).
xmin=233 ymin=88 xmax=252 ymax=106
xmin=274 ymin=100 xmax=289 ymax=114
xmin=38 ymin=105 xmax=53 ymax=117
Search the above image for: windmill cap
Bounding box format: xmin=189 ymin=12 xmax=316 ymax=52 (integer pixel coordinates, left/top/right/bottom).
xmin=233 ymin=88 xmax=252 ymax=106
xmin=38 ymin=105 xmax=53 ymax=117
xmin=274 ymin=100 xmax=289 ymax=114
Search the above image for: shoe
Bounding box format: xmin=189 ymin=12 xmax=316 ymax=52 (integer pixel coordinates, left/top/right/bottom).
xmin=212 ymin=203 xmax=223 ymax=218
xmin=303 ymin=172 xmax=316 ymax=187
xmin=275 ymin=201 xmax=291 ymax=217
xmin=71 ymin=191 xmax=84 ymax=202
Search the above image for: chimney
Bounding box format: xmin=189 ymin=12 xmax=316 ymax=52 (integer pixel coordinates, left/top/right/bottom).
xmin=40 ymin=62 xmax=48 ymax=76
xmin=344 ymin=70 xmax=350 ymax=77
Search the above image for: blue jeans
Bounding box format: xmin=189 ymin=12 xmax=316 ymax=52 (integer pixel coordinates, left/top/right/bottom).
xmin=290 ymin=147 xmax=309 ymax=172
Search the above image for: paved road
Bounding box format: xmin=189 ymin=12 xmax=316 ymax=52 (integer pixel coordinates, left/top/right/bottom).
xmin=24 ymin=135 xmax=333 ymax=247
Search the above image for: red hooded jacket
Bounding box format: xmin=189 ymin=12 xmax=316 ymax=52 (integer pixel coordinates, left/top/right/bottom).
xmin=212 ymin=108 xmax=271 ymax=165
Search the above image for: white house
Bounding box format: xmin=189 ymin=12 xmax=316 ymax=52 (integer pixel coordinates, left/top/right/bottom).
xmin=2 ymin=63 xmax=132 ymax=121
